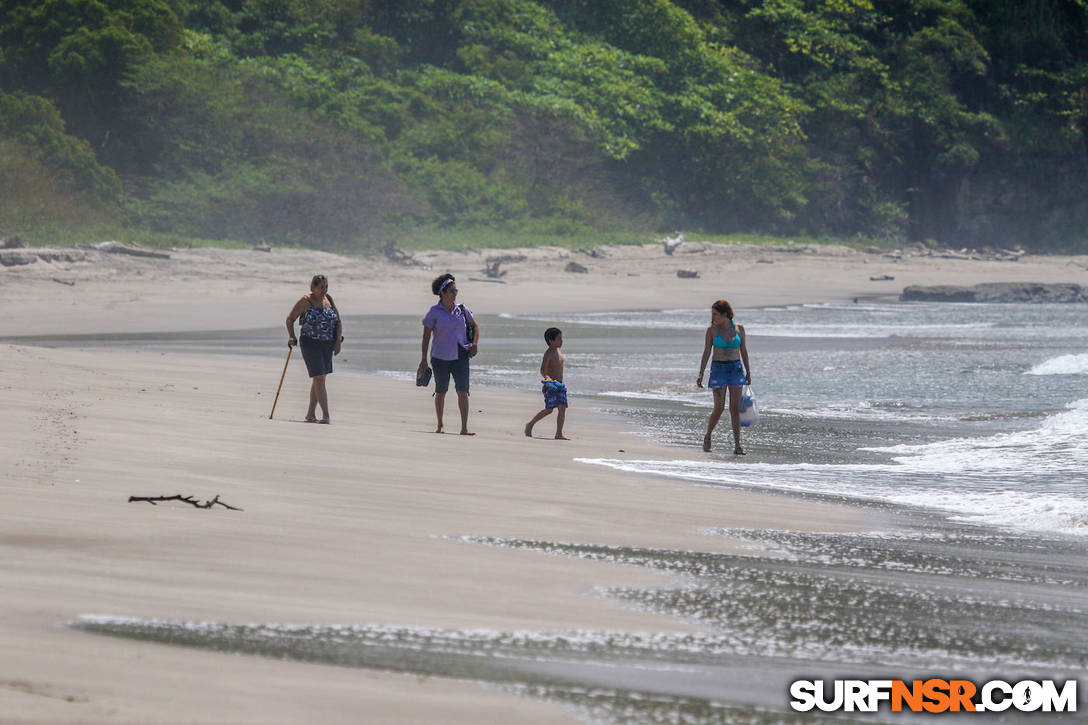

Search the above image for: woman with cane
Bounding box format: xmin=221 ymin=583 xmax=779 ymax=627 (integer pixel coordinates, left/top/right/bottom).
xmin=286 ymin=274 xmax=342 ymax=423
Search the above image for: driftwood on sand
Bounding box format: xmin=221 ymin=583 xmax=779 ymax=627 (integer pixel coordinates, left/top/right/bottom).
xmin=382 ymin=240 xmax=428 ymax=268
xmin=92 ymin=241 xmax=171 ymax=259
xmin=128 ymin=494 xmax=243 ymax=511
xmin=483 ymin=254 xmax=526 ymax=278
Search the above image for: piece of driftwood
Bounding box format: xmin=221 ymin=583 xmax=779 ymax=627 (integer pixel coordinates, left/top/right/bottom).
xmin=93 ymin=241 xmax=170 ymax=259
xmin=676 ymin=269 xmax=699 ymax=278
xmin=128 ymin=494 xmax=243 ymax=511
xmin=467 ymin=276 xmax=507 ymax=284
xmin=869 ymin=274 xmax=895 ymax=281
xmin=382 ymin=240 xmax=428 ymax=268
xmin=52 ymin=277 xmax=75 ymax=286
xmin=482 ymin=254 xmax=525 ymax=278
xmin=565 ymin=261 xmax=588 ymax=273
xmin=659 ymin=233 xmax=685 ymax=255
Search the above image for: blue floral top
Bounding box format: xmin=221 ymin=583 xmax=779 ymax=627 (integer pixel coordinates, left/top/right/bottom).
xmin=300 ymin=302 xmax=339 ymax=342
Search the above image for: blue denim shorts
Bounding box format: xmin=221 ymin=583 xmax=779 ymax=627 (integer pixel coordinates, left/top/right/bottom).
xmin=708 ymin=359 xmax=746 ymax=388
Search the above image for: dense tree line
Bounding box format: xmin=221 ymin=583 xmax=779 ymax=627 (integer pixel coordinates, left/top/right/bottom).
xmin=1 ymin=0 xmax=1085 ymax=249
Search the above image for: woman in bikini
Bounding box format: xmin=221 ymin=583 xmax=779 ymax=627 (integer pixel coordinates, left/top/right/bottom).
xmin=696 ymin=299 xmax=752 ymax=453
xmin=286 ymin=274 xmax=342 ymax=423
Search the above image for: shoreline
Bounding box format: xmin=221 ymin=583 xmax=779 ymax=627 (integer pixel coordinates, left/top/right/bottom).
xmin=0 ymin=340 xmax=868 ymax=724
xmin=4 ymin=243 xmax=1084 ymax=722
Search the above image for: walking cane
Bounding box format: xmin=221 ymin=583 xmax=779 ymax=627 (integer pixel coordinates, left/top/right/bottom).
xmin=269 ymin=344 xmax=293 ymax=419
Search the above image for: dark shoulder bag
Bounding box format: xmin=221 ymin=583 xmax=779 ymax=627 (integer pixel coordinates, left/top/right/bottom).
xmin=459 ymin=303 xmax=475 ymax=343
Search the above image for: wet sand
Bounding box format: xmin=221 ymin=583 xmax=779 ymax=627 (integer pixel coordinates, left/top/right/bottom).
xmin=0 ymin=340 xmax=859 ymax=724
xmin=3 ymin=242 xmax=1084 ymax=722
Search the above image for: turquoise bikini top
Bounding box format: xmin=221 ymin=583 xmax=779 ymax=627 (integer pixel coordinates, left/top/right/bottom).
xmin=713 ymin=321 xmax=741 ymax=349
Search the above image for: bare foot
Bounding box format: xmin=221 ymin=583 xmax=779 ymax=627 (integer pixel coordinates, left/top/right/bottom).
xmin=524 ymin=423 xmax=533 ymax=437
xmin=733 ymin=447 xmax=747 ymax=455
xmin=460 ymin=430 xmax=476 ymax=436
xmin=703 ymin=434 xmax=712 ymax=452
xmin=435 ymin=425 xmax=445 ymax=434
xmin=555 ymin=434 xmax=570 ymax=440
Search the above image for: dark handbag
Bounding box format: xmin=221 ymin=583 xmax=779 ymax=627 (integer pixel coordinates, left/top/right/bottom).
xmin=459 ymin=303 xmax=474 ymax=344
xmin=416 ymin=366 xmax=432 ymax=387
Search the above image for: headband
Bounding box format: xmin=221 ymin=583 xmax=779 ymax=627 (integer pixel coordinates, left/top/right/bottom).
xmin=440 ymin=278 xmax=455 ymax=292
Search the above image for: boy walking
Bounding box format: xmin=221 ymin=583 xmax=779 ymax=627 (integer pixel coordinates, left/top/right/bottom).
xmin=525 ymin=327 xmax=569 ymax=440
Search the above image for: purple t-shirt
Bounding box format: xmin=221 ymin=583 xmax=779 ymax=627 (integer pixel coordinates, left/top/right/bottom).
xmin=423 ymin=303 xmax=474 ymax=361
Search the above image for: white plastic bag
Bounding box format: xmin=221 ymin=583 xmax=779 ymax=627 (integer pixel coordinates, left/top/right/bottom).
xmin=738 ymin=385 xmax=758 ymax=427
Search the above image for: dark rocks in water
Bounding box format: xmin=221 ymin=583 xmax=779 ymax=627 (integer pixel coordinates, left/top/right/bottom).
xmin=901 ymin=282 xmax=1086 ymax=303
xmin=676 ymin=269 xmax=699 ymax=278
xmin=0 ymin=236 xmax=23 ymax=249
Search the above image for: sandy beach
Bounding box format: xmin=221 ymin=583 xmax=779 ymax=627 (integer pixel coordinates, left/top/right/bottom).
xmin=2 ymin=241 xmax=1086 ymax=723
xmin=2 ymin=240 xmax=1085 ymax=336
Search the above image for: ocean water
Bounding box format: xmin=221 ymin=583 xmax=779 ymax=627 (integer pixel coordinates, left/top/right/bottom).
xmin=21 ymin=300 xmax=1088 ymax=722
xmin=495 ymin=302 xmax=1088 ymax=538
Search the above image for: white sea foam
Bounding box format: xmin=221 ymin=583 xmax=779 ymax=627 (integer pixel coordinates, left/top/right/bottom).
xmin=598 ymin=389 xmax=709 ymax=407
xmin=1026 ymin=353 xmax=1088 ymax=375
xmin=374 ymin=369 xmax=415 ymax=381
xmin=766 ymin=402 xmax=957 ymax=423
xmin=578 ymin=399 xmax=1088 ymax=536
xmin=578 ymin=455 xmax=1088 ymax=537
xmin=862 ymin=398 xmax=1088 ymax=475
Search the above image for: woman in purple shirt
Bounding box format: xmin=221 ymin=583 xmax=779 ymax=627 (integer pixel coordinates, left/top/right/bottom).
xmin=418 ymin=274 xmax=480 ymax=434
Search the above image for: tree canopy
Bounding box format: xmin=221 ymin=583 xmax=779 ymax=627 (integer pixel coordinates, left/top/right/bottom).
xmin=1 ymin=0 xmax=1086 ymax=249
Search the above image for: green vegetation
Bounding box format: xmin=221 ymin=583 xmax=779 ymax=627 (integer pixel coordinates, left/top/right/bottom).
xmin=1 ymin=0 xmax=1085 ymax=251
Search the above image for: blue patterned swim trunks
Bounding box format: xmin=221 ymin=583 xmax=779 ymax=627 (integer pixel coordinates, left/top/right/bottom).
xmin=542 ymin=380 xmax=568 ymax=409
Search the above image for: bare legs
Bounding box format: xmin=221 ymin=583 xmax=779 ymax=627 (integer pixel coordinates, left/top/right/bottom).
xmin=704 ymin=388 xmax=724 ymax=450
xmin=306 ymin=374 xmax=329 ymax=422
xmin=457 ymin=390 xmax=473 ymax=435
xmin=728 ymin=384 xmax=745 ymax=454
xmin=704 ymin=386 xmax=744 ymax=454
xmin=434 ymin=391 xmax=474 ymax=435
xmin=525 ymin=406 xmax=568 ymax=439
